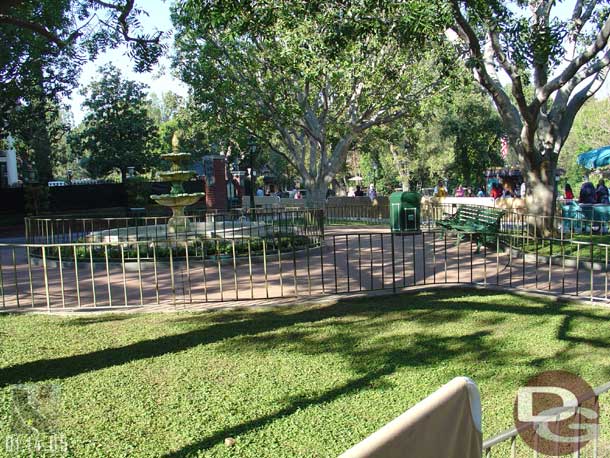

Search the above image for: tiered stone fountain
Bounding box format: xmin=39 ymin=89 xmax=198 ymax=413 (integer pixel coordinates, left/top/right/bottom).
xmin=84 ymin=132 xmax=270 ymax=243
xmin=151 ymin=133 xmax=205 ymax=234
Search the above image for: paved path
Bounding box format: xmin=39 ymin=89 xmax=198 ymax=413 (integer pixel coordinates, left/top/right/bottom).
xmin=0 ymin=226 xmax=607 ymax=313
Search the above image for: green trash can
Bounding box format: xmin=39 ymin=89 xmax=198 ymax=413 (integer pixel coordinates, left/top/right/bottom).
xmin=390 ymin=191 xmax=421 ymax=233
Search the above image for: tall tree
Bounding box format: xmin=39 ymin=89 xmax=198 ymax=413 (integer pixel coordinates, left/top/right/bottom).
xmin=75 ymin=64 xmax=158 ymax=181
xmin=172 ymin=0 xmax=454 ymax=201
xmin=449 ymin=0 xmax=610 ymax=231
xmin=1 ymin=2 xmax=78 ymax=182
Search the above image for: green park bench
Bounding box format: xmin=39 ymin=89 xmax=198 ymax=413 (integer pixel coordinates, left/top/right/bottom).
xmin=436 ymin=205 xmax=505 ymax=252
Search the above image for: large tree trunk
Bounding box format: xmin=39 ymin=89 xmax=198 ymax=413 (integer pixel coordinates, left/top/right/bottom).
xmin=30 ymin=64 xmax=53 ymax=184
xmin=522 ymin=155 xmax=558 ymax=237
xmin=31 ymin=114 xmax=53 ymax=184
xmin=307 ymin=179 xmax=330 ymax=205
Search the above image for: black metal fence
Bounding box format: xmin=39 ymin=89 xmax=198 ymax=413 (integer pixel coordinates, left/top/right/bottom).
xmin=2 ymin=230 xmax=609 ymax=311
xmin=24 ymin=208 xmax=325 ymax=244
xmin=325 ymin=200 xmax=389 ymax=225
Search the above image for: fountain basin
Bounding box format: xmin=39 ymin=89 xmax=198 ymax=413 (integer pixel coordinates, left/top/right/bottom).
xmin=85 ymin=220 xmax=271 ymax=243
xmin=150 ymin=193 xmax=205 ymax=207
xmin=150 ymin=192 xmax=205 ymax=234
xmin=161 ymin=153 xmax=191 ymax=162
xmin=157 ymin=171 xmax=197 ymax=182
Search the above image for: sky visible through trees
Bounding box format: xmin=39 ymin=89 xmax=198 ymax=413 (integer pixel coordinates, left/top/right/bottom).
xmin=66 ymin=0 xmax=187 ymax=124
xmin=67 ymin=0 xmax=608 ymax=125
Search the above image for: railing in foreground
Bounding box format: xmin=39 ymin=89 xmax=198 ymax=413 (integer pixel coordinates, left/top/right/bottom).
xmin=2 ymin=231 xmax=610 ymax=310
xmin=483 ymin=381 xmax=610 ymax=457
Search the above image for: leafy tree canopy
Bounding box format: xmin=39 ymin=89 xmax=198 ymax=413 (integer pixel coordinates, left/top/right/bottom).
xmin=0 ymin=0 xmax=165 ymax=72
xmin=172 ymin=0 xmax=456 ymax=200
xmin=73 ymin=64 xmax=159 ymax=181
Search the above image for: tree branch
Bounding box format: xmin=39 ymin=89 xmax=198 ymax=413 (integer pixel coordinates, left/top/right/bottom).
xmin=558 ymin=67 xmax=609 ymax=146
xmin=487 ymin=28 xmax=532 ymax=122
xmin=0 ymin=14 xmax=76 ymax=48
xmin=449 ymin=0 xmax=522 ymax=137
xmin=541 ymin=14 xmax=610 ymax=100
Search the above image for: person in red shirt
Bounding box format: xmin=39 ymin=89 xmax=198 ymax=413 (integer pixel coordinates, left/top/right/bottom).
xmin=490 ymin=183 xmax=501 ymax=199
xmin=564 ymin=183 xmax=574 ymax=200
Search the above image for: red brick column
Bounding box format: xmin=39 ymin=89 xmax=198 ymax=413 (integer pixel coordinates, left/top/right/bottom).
xmin=203 ymin=156 xmax=228 ymax=211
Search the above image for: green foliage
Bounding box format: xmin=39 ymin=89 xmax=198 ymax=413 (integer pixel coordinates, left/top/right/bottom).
xmin=9 ymin=100 xmax=60 ymax=183
xmin=0 ymin=17 xmax=76 ymax=184
xmin=559 ymin=98 xmax=610 ymax=189
xmin=42 ymin=235 xmax=313 ymax=262
xmin=3 ymin=290 xmax=610 ymax=456
xmin=0 ymin=1 xmax=78 ymax=125
xmin=344 ymin=77 xmax=502 ymax=192
xmin=1 ymin=1 xmax=165 ymax=182
xmin=0 ymin=0 xmax=165 ymax=79
xmin=452 ymin=0 xmax=610 ymax=227
xmin=439 ymin=87 xmax=504 ymax=187
xmin=73 ymin=65 xmax=159 ymax=181
xmin=172 ymin=0 xmax=456 ymax=195
xmin=148 ymin=92 xmax=186 ymax=125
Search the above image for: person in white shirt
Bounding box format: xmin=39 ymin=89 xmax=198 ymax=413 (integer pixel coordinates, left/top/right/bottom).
xmin=368 ymin=184 xmax=377 ymax=201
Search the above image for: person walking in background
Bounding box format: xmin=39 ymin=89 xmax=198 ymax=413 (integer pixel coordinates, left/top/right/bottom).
xmin=564 ymin=183 xmax=574 ymax=200
xmin=232 ymin=175 xmax=243 ymax=198
xmin=490 ymin=183 xmax=501 ymax=199
xmin=596 ymin=179 xmax=609 ymax=204
xmin=354 ymin=185 xmax=365 ymax=197
xmin=454 ymin=184 xmax=465 ymax=197
xmin=520 ymin=181 xmax=526 ymax=198
xmin=368 ymin=184 xmax=377 ymax=201
xmin=476 ymin=186 xmax=486 ymax=197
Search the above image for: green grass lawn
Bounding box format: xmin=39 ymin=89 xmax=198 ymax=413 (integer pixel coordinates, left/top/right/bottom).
xmin=2 ymin=288 xmax=610 ymax=457
xmin=515 ymin=233 xmax=610 ymax=262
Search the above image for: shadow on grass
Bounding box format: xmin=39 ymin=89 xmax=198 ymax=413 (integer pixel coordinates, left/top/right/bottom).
xmin=0 ymin=289 xmax=512 ymax=388
xmin=60 ymin=314 xmax=137 ymax=326
xmin=1 ymin=287 xmax=609 ymax=456
xmin=161 ymin=330 xmax=494 ymax=458
xmin=0 ymin=288 xmax=599 ymax=389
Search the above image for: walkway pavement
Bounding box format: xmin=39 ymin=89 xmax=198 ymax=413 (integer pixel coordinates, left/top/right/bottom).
xmin=0 ymin=226 xmax=607 ymax=313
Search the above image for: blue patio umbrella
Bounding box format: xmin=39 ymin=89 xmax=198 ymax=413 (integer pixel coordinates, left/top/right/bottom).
xmin=577 ymin=145 xmax=610 ymax=169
